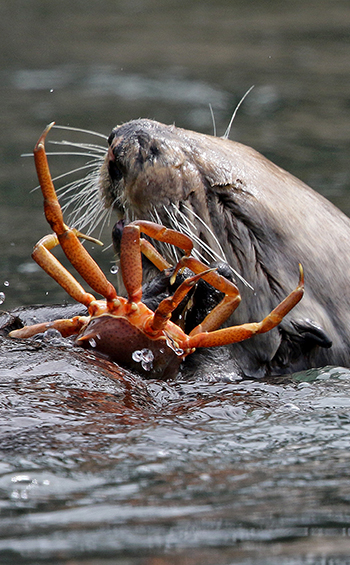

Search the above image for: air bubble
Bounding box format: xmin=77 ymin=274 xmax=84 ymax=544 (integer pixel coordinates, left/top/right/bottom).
xmin=3 ymin=281 xmax=9 ymax=287
xmin=0 ymin=292 xmax=5 ymax=305
xmin=110 ymin=265 xmax=119 ymax=275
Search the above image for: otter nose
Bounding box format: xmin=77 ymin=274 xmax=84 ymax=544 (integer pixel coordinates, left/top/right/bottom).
xmin=109 ymin=129 xmax=160 ymax=172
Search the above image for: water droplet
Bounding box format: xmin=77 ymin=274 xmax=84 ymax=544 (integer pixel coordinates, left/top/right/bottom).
xmin=10 ymin=475 xmax=40 ymax=502
xmin=0 ymin=292 xmax=5 ymax=305
xmin=141 ymin=348 xmax=154 ymax=363
xmin=139 ymin=349 xmax=154 ymax=370
xmin=45 ymin=291 xmax=49 ymax=295
xmin=11 ymin=489 xmax=20 ymax=500
xmin=132 ymin=350 xmax=143 ymax=362
xmin=3 ymin=280 xmax=9 ymax=287
xmin=11 ymin=475 xmax=31 ymax=483
xmin=132 ymin=349 xmax=154 ymax=370
xmin=110 ymin=265 xmax=119 ymax=275
xmin=165 ymin=337 xmax=184 ymax=357
xmin=43 ymin=328 xmax=64 ymax=345
xmin=44 ymin=328 xmax=61 ymax=339
xmin=89 ymin=338 xmax=97 ymax=348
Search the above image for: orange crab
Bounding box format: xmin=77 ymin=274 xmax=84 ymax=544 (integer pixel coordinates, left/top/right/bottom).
xmin=10 ymin=123 xmax=304 ymax=379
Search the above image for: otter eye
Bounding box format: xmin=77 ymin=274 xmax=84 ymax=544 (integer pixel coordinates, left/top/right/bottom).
xmin=108 ymin=131 xmax=117 ymax=146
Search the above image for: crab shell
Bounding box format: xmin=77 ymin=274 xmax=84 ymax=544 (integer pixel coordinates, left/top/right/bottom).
xmin=78 ymin=314 xmax=185 ymax=378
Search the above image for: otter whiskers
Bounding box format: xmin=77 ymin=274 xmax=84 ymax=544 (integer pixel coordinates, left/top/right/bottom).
xmin=27 ymin=125 xmax=110 ymax=237
xmin=26 ymin=123 xmax=253 ymax=289
xmin=161 ymin=204 xmax=253 ymax=289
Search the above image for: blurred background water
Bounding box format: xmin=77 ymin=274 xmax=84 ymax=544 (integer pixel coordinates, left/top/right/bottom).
xmin=1 ymin=1 xmax=350 ymax=563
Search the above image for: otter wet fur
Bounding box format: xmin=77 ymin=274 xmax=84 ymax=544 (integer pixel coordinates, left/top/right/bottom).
xmin=29 ymin=118 xmax=349 ymax=378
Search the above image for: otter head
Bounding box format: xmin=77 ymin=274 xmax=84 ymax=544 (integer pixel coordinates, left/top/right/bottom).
xmin=99 ymin=119 xmax=236 ymax=271
xmin=100 ymin=119 xmax=201 ymax=215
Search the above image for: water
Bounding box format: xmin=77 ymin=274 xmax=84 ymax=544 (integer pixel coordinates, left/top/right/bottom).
xmin=1 ymin=0 xmax=350 ymax=562
xmin=1 ymin=363 xmax=350 ymax=563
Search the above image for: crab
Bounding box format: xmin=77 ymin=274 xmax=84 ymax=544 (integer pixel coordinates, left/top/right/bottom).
xmin=9 ymin=123 xmax=304 ymax=379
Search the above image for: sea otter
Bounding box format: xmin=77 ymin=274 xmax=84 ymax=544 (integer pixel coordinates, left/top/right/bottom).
xmin=95 ymin=118 xmax=349 ymax=378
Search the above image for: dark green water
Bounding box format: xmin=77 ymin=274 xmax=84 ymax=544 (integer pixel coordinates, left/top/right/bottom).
xmin=2 ymin=361 xmax=350 ymax=565
xmin=1 ymin=1 xmax=350 ymax=563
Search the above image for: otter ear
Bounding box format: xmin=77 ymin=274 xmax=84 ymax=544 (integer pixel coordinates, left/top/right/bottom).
xmin=289 ymin=319 xmax=332 ymax=349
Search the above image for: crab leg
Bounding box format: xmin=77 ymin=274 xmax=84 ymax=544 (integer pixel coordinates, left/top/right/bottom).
xmin=32 ymin=234 xmax=96 ymax=308
xmin=149 ymin=269 xmax=216 ymax=332
xmin=150 ymin=264 xmax=242 ymax=333
xmin=120 ymin=221 xmax=243 ymax=331
xmin=33 ymin=123 xmax=117 ymax=304
xmin=188 ymin=264 xmax=304 ymax=348
xmin=139 ymin=239 xmax=172 ymax=271
xmin=180 ymin=257 xmax=243 ymax=334
xmin=132 ymin=221 xmax=194 ymax=254
xmin=9 ymin=315 xmax=89 ymax=339
xmin=120 ymin=221 xmax=194 ymax=304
